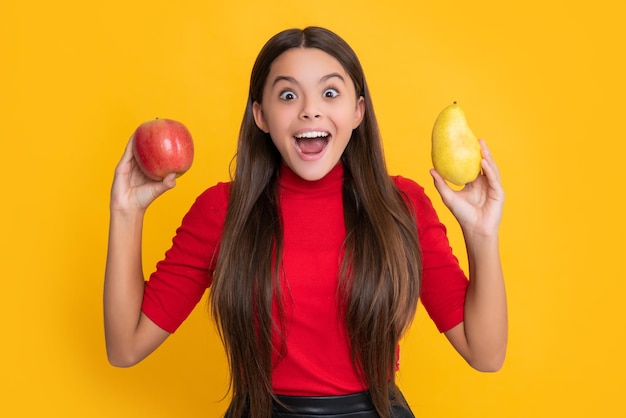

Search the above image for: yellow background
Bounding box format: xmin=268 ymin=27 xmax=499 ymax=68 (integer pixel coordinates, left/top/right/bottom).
xmin=3 ymin=0 xmax=625 ymax=416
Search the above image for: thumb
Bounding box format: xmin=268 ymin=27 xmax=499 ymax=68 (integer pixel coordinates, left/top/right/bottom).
xmin=161 ymin=172 xmax=177 ymax=189
xmin=139 ymin=173 xmax=177 ymax=207
xmin=430 ymin=169 xmax=456 ymax=206
xmin=154 ymin=173 xmax=177 ymax=197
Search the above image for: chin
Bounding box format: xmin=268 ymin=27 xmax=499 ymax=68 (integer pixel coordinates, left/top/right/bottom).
xmin=297 ymin=171 xmax=328 ymax=182
xmin=290 ymin=162 xmax=333 ymax=181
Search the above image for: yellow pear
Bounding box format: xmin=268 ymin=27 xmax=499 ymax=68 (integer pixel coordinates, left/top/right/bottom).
xmin=431 ymin=102 xmax=482 ymax=186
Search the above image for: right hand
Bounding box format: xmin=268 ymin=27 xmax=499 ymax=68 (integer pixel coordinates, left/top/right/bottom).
xmin=110 ymin=135 xmax=177 ymax=213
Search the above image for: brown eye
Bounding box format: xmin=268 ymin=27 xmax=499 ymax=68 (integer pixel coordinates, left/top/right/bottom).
xmin=279 ymin=90 xmax=297 ymax=101
xmin=323 ymin=88 xmax=339 ymax=98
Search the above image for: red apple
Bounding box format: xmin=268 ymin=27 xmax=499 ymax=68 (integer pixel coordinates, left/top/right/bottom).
xmin=132 ymin=118 xmax=194 ymax=181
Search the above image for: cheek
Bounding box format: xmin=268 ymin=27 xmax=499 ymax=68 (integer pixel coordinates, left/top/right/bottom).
xmin=267 ymin=109 xmax=294 ymax=130
xmin=340 ymin=110 xmax=360 ymax=130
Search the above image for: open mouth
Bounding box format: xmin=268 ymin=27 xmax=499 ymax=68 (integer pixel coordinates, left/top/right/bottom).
xmin=294 ymin=131 xmax=330 ymax=155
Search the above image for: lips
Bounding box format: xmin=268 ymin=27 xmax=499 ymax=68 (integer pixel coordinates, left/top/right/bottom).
xmin=294 ymin=131 xmax=330 ymax=155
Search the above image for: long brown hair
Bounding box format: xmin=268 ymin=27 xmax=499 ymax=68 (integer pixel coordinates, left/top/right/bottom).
xmin=211 ymin=26 xmax=421 ymax=418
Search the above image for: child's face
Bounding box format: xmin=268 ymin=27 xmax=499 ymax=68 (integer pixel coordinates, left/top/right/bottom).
xmin=253 ymin=47 xmax=365 ymax=181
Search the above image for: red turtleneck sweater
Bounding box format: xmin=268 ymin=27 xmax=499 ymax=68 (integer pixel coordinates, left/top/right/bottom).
xmin=142 ymin=163 xmax=468 ymax=396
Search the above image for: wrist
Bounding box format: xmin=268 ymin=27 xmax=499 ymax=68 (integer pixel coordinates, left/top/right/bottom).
xmin=109 ymin=206 xmax=146 ymax=226
xmin=463 ymin=230 xmax=500 ymax=255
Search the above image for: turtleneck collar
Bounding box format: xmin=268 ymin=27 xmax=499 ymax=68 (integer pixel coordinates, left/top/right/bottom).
xmin=278 ymin=163 xmax=344 ymax=194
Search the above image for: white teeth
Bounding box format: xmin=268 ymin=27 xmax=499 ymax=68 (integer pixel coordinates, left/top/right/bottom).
xmin=295 ymin=131 xmax=329 ymax=139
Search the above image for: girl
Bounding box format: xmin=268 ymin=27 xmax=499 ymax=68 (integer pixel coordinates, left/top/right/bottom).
xmin=104 ymin=26 xmax=507 ymax=418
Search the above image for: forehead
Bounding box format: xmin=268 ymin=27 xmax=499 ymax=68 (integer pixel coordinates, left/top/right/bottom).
xmin=267 ymin=47 xmax=349 ymax=82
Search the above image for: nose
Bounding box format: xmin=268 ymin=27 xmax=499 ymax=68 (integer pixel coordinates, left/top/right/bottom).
xmin=299 ymin=97 xmax=322 ymax=120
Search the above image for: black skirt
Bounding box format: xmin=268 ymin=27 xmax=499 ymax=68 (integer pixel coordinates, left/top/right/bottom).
xmin=228 ymin=390 xmax=415 ymax=417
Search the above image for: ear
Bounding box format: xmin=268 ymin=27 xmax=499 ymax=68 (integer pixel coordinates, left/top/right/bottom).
xmin=252 ymin=101 xmax=270 ymax=133
xmin=352 ymin=96 xmax=365 ymax=129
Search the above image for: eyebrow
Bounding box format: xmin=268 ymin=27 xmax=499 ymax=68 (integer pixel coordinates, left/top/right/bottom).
xmin=271 ymin=72 xmax=346 ymax=87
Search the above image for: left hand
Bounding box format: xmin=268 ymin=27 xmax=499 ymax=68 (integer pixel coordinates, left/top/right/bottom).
xmin=430 ymin=139 xmax=505 ymax=239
